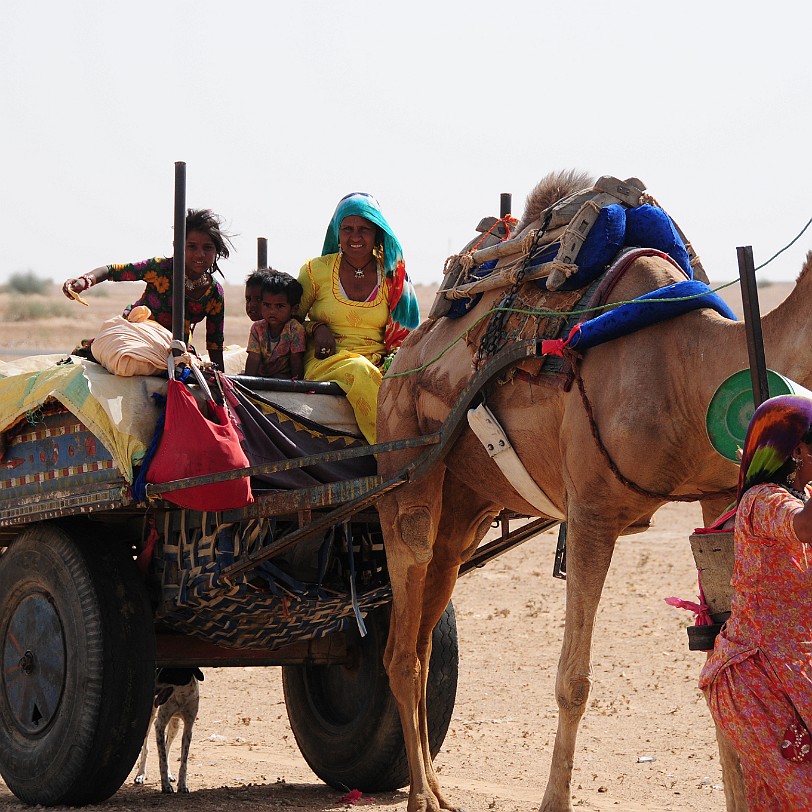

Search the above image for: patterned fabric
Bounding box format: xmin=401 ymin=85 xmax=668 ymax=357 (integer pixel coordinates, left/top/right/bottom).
xmin=246 ymin=318 xmax=306 ymax=378
xmin=297 ymin=253 xmax=393 ymax=443
xmin=321 ymin=192 xmax=419 ymax=352
xmin=738 ymin=395 xmax=812 ymax=501
xmin=704 ymin=651 xmax=812 ymax=809
xmin=699 ymin=482 xmax=812 ymax=809
xmin=106 ymin=257 xmax=225 ymax=352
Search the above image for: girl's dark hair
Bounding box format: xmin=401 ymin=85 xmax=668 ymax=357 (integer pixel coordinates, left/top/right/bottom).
xmin=185 ymin=209 xmax=234 ymax=269
xmin=262 ymin=272 xmax=303 ymax=307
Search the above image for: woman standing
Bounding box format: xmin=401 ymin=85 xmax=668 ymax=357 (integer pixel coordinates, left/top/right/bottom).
xmin=62 ymin=209 xmax=232 ymax=370
xmin=297 ymin=193 xmax=419 ymax=443
xmin=699 ymin=394 xmax=812 ymax=809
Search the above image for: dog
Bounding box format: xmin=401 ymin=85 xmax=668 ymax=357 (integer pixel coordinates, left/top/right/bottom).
xmin=134 ymin=667 xmax=204 ymax=793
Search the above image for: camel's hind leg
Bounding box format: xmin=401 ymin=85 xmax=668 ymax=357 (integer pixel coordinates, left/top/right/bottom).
xmin=540 ymin=509 xmax=620 ymax=812
xmin=379 ymin=470 xmax=496 ymax=812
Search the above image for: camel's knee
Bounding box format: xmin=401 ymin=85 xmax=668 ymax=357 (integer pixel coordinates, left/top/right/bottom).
xmin=387 ymin=651 xmax=422 ymax=702
xmin=396 ymin=508 xmax=435 ymax=565
xmin=557 ymin=675 xmax=592 ymax=717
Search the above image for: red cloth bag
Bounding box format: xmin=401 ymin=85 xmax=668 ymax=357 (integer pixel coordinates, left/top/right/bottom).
xmin=146 ymin=378 xmax=253 ymax=511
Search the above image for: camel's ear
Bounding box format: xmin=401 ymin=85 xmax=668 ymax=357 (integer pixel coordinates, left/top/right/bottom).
xmin=803 ymin=251 xmax=812 ymax=276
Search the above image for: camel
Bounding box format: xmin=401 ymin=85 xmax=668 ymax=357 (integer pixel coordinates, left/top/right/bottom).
xmin=376 ymin=169 xmax=812 ymax=812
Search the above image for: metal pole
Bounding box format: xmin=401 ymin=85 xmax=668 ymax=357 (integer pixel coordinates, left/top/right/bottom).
xmin=500 ymin=193 xmax=512 ymax=219
xmin=737 ymin=245 xmax=770 ymax=407
xmin=172 ymin=162 xmax=187 ymax=348
xmin=257 ymin=237 xmax=268 ymax=270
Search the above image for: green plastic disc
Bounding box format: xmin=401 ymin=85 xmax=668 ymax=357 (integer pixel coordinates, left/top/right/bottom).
xmin=706 ymin=369 xmax=797 ymax=462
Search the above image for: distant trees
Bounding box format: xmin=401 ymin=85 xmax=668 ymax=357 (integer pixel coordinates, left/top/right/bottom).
xmin=4 ymin=270 xmax=51 ymax=295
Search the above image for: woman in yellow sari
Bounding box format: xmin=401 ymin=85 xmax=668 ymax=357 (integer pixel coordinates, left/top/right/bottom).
xmin=297 ymin=193 xmax=419 ymax=443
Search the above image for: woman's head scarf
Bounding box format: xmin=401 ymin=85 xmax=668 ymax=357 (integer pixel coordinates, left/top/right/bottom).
xmin=737 ymin=394 xmax=812 ymax=501
xmin=322 ymin=192 xmax=419 ymax=353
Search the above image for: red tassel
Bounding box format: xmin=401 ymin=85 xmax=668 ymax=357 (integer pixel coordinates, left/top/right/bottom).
xmin=541 ymin=323 xmax=582 ymax=357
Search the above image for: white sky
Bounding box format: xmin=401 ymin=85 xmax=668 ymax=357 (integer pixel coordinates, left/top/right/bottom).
xmin=3 ymin=1 xmax=811 ymax=292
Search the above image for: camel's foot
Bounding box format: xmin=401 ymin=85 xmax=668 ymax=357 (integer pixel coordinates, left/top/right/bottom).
xmin=538 ymin=786 xmax=573 ymax=812
xmin=538 ymin=802 xmax=573 ymax=812
xmin=407 ymin=789 xmax=465 ymax=812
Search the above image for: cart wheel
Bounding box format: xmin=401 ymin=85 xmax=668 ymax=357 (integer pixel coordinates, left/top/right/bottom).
xmin=282 ymin=601 xmax=458 ymax=792
xmin=0 ymin=523 xmax=156 ymax=806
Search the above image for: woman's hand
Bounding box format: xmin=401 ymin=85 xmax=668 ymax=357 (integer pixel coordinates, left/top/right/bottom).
xmin=313 ymin=323 xmax=336 ymax=359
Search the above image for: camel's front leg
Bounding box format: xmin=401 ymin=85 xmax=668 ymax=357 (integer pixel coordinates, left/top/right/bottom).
xmin=540 ymin=514 xmax=618 ymax=812
xmin=379 ymin=476 xmax=446 ymax=812
xmin=412 ymin=479 xmax=497 ymax=811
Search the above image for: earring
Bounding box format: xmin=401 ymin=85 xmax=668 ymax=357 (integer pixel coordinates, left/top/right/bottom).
xmin=788 ymin=456 xmax=802 ymax=486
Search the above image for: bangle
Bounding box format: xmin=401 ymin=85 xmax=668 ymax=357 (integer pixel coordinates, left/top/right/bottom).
xmin=79 ymin=274 xmax=95 ymax=289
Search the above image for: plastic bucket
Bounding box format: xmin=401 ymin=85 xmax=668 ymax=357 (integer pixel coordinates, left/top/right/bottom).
xmin=706 ymin=369 xmax=812 ymax=461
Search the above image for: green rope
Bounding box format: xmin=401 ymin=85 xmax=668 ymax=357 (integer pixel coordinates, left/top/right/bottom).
xmin=755 ymin=214 xmax=812 ymax=271
xmin=386 ymin=288 xmax=730 ymax=379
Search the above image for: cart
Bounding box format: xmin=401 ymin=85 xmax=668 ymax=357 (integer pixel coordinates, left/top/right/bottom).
xmin=0 ymin=339 xmax=556 ymax=807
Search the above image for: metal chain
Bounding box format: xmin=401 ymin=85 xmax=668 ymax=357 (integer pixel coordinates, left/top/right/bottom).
xmin=476 ymin=210 xmax=553 ymax=367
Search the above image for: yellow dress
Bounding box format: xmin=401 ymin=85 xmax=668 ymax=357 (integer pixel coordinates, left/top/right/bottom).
xmin=297 ymin=253 xmax=391 ymax=444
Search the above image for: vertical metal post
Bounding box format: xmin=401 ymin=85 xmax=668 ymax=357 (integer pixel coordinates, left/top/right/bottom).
xmin=500 ymin=193 xmax=512 ymax=219
xmin=172 ymin=162 xmax=187 ymax=348
xmin=737 ymin=245 xmax=770 ymax=407
xmin=257 ymin=237 xmax=268 ymax=270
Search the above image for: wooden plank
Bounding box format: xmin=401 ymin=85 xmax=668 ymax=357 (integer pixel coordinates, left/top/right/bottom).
xmin=689 ymin=531 xmax=734 ymax=622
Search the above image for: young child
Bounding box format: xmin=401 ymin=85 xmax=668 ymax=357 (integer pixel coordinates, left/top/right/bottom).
xmin=245 ymin=272 xmax=306 ymax=380
xmin=244 ymin=269 xmax=272 ymax=322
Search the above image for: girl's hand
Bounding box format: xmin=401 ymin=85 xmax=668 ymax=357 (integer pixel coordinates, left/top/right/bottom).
xmin=62 ymin=275 xmax=94 ymax=301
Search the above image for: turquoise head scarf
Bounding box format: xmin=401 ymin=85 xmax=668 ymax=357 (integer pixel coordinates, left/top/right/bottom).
xmin=322 ymin=192 xmax=419 ymax=351
xmin=323 ymin=193 xmax=402 ymax=277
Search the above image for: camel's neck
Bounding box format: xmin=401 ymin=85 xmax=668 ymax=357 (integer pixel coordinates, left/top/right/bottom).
xmin=761 ymin=273 xmax=812 ymax=388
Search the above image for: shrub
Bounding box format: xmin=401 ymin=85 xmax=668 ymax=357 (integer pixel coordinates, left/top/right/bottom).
xmin=5 ymin=271 xmax=51 ymax=295
xmin=4 ymin=295 xmax=73 ymax=321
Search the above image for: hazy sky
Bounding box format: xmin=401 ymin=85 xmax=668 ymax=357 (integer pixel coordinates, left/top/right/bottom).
xmin=4 ymin=1 xmax=811 ymax=293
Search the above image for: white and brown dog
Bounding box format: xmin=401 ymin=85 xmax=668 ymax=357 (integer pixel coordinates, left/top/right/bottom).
xmin=134 ymin=667 xmax=204 ymax=793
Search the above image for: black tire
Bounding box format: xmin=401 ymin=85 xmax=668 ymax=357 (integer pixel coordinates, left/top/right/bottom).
xmin=0 ymin=523 xmax=156 ymax=806
xmin=282 ymin=601 xmax=458 ymax=792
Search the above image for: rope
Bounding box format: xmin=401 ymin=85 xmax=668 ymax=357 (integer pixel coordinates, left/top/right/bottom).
xmin=441 ymin=214 xmax=518 ymax=276
xmin=755 ymin=214 xmax=812 ymax=271
xmin=387 ymin=279 xmax=734 ymax=378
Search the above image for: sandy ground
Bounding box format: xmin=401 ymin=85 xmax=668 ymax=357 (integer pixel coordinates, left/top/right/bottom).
xmin=0 ymin=503 xmax=726 ymax=812
xmin=0 ymin=278 xmax=793 ymax=811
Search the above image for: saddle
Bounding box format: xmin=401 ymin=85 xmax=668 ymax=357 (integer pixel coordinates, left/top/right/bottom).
xmin=433 ymin=175 xmax=708 ymax=385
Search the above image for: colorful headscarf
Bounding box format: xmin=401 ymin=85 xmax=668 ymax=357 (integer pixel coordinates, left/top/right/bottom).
xmin=737 ymin=394 xmax=812 ymax=501
xmin=322 ymin=192 xmax=420 ymax=352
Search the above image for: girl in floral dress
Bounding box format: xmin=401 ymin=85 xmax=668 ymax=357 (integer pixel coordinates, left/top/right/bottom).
xmin=62 ymin=209 xmax=232 ymax=370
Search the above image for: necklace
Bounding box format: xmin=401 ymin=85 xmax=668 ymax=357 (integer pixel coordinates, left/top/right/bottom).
xmin=343 ymin=256 xmax=373 ymax=278
xmin=185 ymin=272 xmax=211 ymax=293
xmin=786 ymin=485 xmax=809 ymax=502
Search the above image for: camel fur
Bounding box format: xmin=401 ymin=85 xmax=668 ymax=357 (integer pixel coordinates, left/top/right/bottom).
xmin=376 ymin=170 xmax=812 ymax=812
